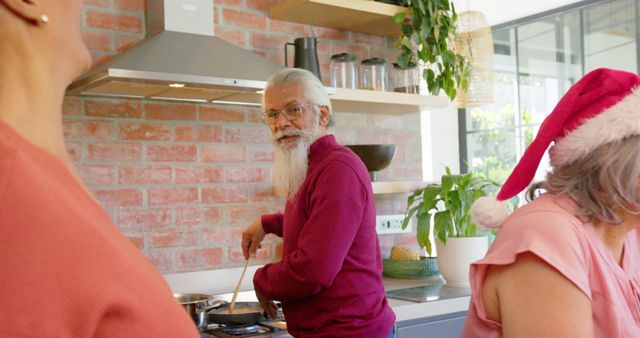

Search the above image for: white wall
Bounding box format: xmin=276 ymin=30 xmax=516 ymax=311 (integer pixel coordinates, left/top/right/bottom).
xmin=421 ymin=106 xmax=461 ymax=180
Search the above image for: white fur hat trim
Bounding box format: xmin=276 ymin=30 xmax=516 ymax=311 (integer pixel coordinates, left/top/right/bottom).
xmin=550 ymin=87 xmax=640 ymax=167
xmin=471 ymin=196 xmax=510 ymax=230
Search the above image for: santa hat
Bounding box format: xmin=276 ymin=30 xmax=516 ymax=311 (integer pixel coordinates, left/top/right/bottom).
xmin=472 ymin=68 xmax=640 ymax=230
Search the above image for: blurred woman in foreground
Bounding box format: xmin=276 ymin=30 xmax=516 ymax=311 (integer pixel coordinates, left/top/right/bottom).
xmin=0 ymin=1 xmax=198 ymax=336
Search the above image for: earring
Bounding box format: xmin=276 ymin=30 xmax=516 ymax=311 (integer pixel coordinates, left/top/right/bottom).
xmin=40 ymin=14 xmax=49 ymax=24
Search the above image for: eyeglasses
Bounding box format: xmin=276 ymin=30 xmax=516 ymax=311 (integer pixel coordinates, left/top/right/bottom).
xmin=261 ymin=103 xmax=315 ymax=125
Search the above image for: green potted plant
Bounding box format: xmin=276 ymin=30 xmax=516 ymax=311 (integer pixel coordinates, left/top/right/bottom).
xmin=402 ymin=167 xmax=500 ymax=287
xmin=393 ymin=0 xmax=471 ymax=101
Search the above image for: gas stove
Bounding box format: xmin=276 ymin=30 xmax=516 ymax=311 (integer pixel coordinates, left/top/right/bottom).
xmin=200 ymin=319 xmax=292 ymax=338
xmin=192 ymin=291 xmax=293 ymax=338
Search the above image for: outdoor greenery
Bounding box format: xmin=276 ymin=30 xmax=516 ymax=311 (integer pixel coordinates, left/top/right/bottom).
xmin=402 ymin=167 xmax=499 ymax=257
xmin=393 ymin=0 xmax=471 ymax=101
xmin=467 ymin=104 xmax=534 ymax=184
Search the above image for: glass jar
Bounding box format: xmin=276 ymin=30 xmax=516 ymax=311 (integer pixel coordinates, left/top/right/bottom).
xmin=329 ymin=53 xmax=357 ymax=89
xmin=359 ymin=57 xmax=388 ymax=91
xmin=391 ymin=63 xmax=419 ymax=94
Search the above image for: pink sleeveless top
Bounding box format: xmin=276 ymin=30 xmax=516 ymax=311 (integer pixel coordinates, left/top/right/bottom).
xmin=462 ymin=194 xmax=640 ymax=338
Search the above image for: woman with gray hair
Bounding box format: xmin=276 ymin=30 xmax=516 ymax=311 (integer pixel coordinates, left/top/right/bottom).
xmin=463 ymin=68 xmax=640 ymax=337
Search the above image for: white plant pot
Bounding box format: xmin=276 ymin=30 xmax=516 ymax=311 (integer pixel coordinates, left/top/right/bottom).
xmin=435 ymin=236 xmax=488 ymax=288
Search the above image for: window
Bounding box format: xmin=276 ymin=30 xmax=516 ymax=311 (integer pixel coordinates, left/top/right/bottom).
xmin=584 ymin=0 xmax=637 ymax=72
xmin=461 ymin=0 xmax=639 ymax=185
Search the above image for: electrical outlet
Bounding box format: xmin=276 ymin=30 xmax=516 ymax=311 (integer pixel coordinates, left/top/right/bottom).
xmin=375 ymin=214 xmax=412 ymax=235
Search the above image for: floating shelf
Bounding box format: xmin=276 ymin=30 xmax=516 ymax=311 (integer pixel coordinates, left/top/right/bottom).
xmin=81 ymin=84 xmax=448 ymax=114
xmin=269 ymin=0 xmax=406 ymax=37
xmin=218 ymin=87 xmax=449 ymax=115
xmin=331 ymin=88 xmax=449 ymax=114
xmin=372 ymin=181 xmax=432 ymax=194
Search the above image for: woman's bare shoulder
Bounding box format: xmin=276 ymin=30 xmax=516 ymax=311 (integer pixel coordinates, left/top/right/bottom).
xmin=482 ymin=252 xmax=593 ymax=338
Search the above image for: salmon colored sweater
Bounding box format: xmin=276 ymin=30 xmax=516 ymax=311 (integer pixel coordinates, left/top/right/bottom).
xmin=0 ymin=121 xmax=199 ymax=338
xmin=254 ymin=135 xmax=396 ymax=338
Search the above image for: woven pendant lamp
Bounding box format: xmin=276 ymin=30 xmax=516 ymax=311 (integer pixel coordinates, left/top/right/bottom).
xmin=455 ymin=11 xmax=494 ymax=108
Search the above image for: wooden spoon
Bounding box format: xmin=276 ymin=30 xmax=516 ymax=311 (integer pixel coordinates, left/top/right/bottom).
xmin=228 ymin=258 xmax=250 ymax=313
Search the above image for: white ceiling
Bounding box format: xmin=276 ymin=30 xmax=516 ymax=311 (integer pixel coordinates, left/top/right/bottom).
xmin=452 ymin=0 xmax=583 ymax=26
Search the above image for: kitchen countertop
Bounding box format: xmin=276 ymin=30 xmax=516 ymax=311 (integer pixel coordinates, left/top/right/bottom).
xmin=382 ymin=277 xmax=470 ymax=322
xmin=164 ymin=267 xmax=470 ymax=323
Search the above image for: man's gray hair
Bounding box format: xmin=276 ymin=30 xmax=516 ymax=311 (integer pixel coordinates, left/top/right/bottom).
xmin=263 ymin=68 xmax=332 ymax=120
xmin=528 ymin=135 xmax=640 ymax=224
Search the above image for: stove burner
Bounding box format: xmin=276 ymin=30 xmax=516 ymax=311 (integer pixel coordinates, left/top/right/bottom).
xmin=201 ymin=322 xmax=292 ymax=338
xmin=221 ymin=324 xmax=260 ymax=335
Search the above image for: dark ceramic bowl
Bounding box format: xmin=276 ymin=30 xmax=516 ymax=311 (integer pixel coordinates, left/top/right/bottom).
xmin=346 ymin=144 xmax=397 ymax=180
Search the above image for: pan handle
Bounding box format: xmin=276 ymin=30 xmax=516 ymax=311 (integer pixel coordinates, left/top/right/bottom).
xmin=260 ymin=300 xmax=282 ymax=320
xmin=196 ymin=299 xmax=227 ymax=314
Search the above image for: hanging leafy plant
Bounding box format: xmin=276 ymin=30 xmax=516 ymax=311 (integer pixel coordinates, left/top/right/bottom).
xmin=393 ymin=0 xmax=471 ymax=101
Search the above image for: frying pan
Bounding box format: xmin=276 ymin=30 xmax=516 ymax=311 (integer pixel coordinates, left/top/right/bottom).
xmin=207 ymin=302 xmax=268 ymax=326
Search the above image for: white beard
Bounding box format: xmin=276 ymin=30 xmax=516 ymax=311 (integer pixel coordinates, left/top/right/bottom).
xmin=272 ymin=126 xmax=321 ymax=201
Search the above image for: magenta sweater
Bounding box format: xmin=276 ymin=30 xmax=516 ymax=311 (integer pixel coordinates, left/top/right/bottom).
xmin=254 ymin=135 xmax=395 ymax=337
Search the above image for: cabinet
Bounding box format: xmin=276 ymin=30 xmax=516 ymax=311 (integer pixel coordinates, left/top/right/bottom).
xmin=395 ymin=311 xmax=467 ymax=338
xmin=269 ymin=0 xmax=405 ymax=37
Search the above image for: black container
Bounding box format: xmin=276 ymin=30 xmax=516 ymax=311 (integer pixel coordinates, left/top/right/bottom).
xmin=285 ymin=37 xmax=321 ymax=80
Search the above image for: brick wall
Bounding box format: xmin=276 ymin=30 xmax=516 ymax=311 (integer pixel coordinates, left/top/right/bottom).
xmin=71 ymin=0 xmax=421 ymax=273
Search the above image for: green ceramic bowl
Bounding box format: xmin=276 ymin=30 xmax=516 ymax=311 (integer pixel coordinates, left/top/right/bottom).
xmin=383 ymin=257 xmax=442 ymax=279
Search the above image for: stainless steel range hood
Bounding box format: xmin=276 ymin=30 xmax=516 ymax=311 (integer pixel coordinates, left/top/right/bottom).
xmin=67 ymin=0 xmax=284 ymax=105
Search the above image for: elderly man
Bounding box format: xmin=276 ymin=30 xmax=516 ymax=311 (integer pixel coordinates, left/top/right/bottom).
xmin=241 ymin=68 xmax=395 ymax=337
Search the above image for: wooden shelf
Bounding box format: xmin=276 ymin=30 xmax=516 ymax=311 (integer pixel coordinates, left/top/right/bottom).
xmin=217 ymin=87 xmax=448 ymax=115
xmin=372 ymin=181 xmax=433 ymax=194
xmin=269 ymin=0 xmax=406 ymax=37
xmin=331 ymin=88 xmax=449 ymax=114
